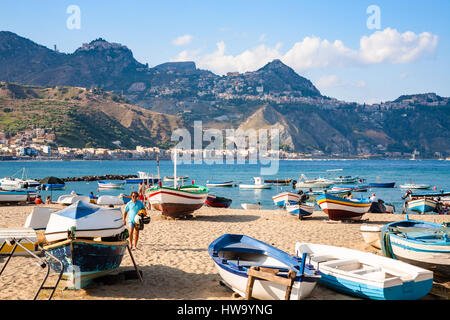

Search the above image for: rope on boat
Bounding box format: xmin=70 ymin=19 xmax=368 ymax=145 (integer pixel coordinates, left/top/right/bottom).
xmin=381 ymin=228 xmax=396 ymax=259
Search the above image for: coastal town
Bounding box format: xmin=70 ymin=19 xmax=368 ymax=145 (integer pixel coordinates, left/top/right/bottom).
xmin=0 ymin=126 xmax=446 ymax=161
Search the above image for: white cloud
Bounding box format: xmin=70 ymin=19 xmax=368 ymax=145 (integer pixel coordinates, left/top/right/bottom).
xmin=172 ymin=34 xmax=193 ymax=46
xmin=172 ymin=28 xmax=438 ymax=75
xmin=359 ymin=28 xmax=438 ymax=64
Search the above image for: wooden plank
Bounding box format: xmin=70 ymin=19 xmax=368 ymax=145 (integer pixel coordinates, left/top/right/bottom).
xmin=245 ymin=266 xmax=297 ymax=300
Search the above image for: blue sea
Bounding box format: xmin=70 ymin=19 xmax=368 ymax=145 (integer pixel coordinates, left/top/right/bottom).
xmin=0 ymin=159 xmax=449 ymax=212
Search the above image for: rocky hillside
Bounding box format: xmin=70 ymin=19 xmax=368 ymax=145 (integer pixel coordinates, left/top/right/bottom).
xmin=0 ymin=82 xmax=184 ymax=149
xmin=0 ymin=31 xmax=449 ymax=157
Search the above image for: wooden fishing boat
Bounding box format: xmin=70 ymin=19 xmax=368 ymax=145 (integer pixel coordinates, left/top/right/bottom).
xmin=316 ymin=193 xmax=372 ymax=221
xmin=205 ymin=195 xmax=232 ymax=208
xmin=305 ymin=189 xmax=348 ymax=201
xmin=126 ymin=171 xmax=159 ymax=184
xmin=0 ymin=190 xmax=29 ymax=203
xmin=381 ymin=219 xmax=450 ymax=277
xmin=360 ymin=224 xmax=383 ymax=249
xmin=0 ymin=228 xmax=39 ymax=255
xmin=208 ymin=234 xmax=320 ymax=300
xmin=295 ymin=242 xmax=433 ymax=300
xmin=408 ymin=190 xmax=450 ymax=200
xmin=146 ymin=185 xmax=209 ymax=218
xmin=285 ymin=203 xmax=314 ymax=219
xmin=367 ymin=182 xmax=395 ymax=188
xmin=295 ymin=175 xmax=333 ymax=190
xmin=400 ymin=183 xmax=431 ymax=190
xmin=0 ymin=177 xmax=24 ymax=190
xmin=206 ymin=181 xmax=234 ymax=187
xmin=407 ymin=198 xmax=438 ymax=214
xmin=239 ymin=177 xmax=272 ymax=189
xmin=56 ymin=194 xmax=91 ymax=205
xmin=118 ymin=193 xmax=132 ymax=204
xmin=163 ymin=176 xmax=189 ymax=182
xmin=241 ymin=203 xmax=260 ymax=210
xmin=330 ymin=184 xmax=369 ymax=192
xmin=272 ymin=191 xmax=301 ymax=207
xmin=97 ymin=181 xmax=125 ymax=189
xmin=96 ymin=195 xmax=125 ymax=206
xmin=264 ymin=178 xmax=292 ymax=185
xmin=43 ymin=201 xmax=128 ymax=288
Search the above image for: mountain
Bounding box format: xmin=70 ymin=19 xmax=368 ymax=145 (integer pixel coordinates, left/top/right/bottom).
xmin=0 ymin=82 xmax=184 ymax=149
xmin=0 ymin=31 xmax=449 ymax=157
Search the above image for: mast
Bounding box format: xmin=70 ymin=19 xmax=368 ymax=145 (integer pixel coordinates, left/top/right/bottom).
xmin=173 ymin=148 xmax=177 ymax=189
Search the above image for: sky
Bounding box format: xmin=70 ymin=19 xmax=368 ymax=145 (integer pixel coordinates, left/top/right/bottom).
xmin=0 ymin=0 xmax=449 ymax=104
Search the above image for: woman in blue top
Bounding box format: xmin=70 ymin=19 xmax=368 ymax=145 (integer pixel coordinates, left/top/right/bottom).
xmin=123 ymin=191 xmax=146 ymax=250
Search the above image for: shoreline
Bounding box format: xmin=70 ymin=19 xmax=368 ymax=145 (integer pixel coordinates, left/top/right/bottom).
xmin=0 ymin=204 xmax=448 ymax=300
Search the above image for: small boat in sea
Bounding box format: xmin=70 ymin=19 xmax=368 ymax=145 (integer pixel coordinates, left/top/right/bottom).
xmin=264 ymin=178 xmax=292 ymax=185
xmin=205 ymin=194 xmax=232 ymax=208
xmin=208 ymin=234 xmax=320 ymax=300
xmin=97 ymin=180 xmax=125 ymax=189
xmin=407 ymin=198 xmax=438 ymax=214
xmin=330 ymin=184 xmax=369 ymax=192
xmin=360 ymin=224 xmax=383 ymax=249
xmin=316 ymin=193 xmax=372 ymax=221
xmin=43 ymin=201 xmax=128 ymax=288
xmin=295 ymin=242 xmax=433 ymax=300
xmin=206 ymin=180 xmax=234 ymax=188
xmin=0 ymin=177 xmax=24 ymax=190
xmin=239 ymin=177 xmax=272 ymax=189
xmin=125 ymin=171 xmax=159 ymax=184
xmin=241 ymin=203 xmax=260 ymax=210
xmin=367 ymin=182 xmax=395 ymax=188
xmin=163 ymin=176 xmax=189 ymax=182
xmin=294 ymin=174 xmax=334 ymax=190
xmin=381 ymin=219 xmax=450 ymax=277
xmin=285 ymin=203 xmax=314 ymax=219
xmin=39 ymin=176 xmax=66 ymax=190
xmin=272 ymin=191 xmax=301 ymax=207
xmin=399 ymin=183 xmax=431 ymax=190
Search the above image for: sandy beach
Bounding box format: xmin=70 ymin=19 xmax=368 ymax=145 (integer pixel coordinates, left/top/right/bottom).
xmin=0 ymin=203 xmax=448 ymax=300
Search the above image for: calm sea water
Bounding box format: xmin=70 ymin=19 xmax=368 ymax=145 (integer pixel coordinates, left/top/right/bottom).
xmin=0 ymin=159 xmax=449 ymax=212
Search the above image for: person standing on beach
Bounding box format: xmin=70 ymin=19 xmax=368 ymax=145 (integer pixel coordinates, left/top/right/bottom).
xmin=123 ymin=191 xmax=146 ymax=250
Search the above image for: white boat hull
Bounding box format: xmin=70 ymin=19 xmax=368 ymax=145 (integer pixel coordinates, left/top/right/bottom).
xmin=213 ymin=261 xmax=317 ymax=300
xmin=239 ymin=184 xmax=272 ymax=189
xmin=388 ymin=236 xmax=450 ymax=271
xmin=272 ymin=192 xmax=301 ymax=207
xmin=360 ymin=224 xmax=382 ymax=249
xmin=146 ymin=187 xmax=208 ymax=218
xmin=0 ymin=192 xmax=28 ymax=202
xmin=295 ymin=242 xmax=433 ymax=300
xmin=241 ymin=203 xmax=259 ymax=210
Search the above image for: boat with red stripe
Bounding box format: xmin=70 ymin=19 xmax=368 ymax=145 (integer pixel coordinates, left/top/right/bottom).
xmin=317 ymin=193 xmax=372 ymax=221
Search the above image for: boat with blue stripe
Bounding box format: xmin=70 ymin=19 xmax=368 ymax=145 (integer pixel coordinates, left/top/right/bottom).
xmin=381 ymin=219 xmax=450 ymax=277
xmin=296 ymin=242 xmax=433 ymax=300
xmin=208 ymin=234 xmax=320 ymax=300
xmin=43 ymin=201 xmax=128 ymax=288
xmin=285 ymin=203 xmax=314 ymax=219
xmin=368 ymin=182 xmax=395 ymax=188
xmin=407 ymin=198 xmax=438 ymax=214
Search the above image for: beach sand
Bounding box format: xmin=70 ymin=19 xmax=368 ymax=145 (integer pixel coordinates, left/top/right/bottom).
xmin=0 ymin=203 xmax=448 ymax=300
